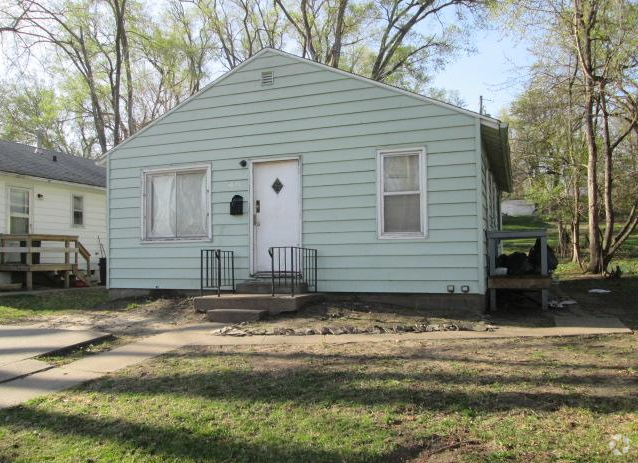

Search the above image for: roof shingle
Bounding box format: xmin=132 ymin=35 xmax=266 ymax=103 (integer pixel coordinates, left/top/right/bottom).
xmin=0 ymin=140 xmax=105 ymax=188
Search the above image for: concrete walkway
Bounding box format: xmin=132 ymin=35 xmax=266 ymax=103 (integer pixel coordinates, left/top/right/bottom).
xmin=0 ymin=323 xmax=217 ymax=409
xmin=0 ymin=326 xmax=111 ymax=367
xmin=0 ymin=319 xmax=631 ymax=409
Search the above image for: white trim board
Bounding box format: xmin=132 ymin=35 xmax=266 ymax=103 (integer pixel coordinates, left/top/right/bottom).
xmin=248 ymin=155 xmax=302 ymax=275
xmin=376 ymin=147 xmax=428 ymax=240
xmin=0 ymin=171 xmax=105 ymax=192
xmin=139 ymin=163 xmax=212 ymax=243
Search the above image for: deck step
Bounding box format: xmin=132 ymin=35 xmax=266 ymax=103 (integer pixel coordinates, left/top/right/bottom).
xmin=195 ymin=293 xmax=323 ymax=318
xmin=206 ymin=309 xmax=267 ymax=323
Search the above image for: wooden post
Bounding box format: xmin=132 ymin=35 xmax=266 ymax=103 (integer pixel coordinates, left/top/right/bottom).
xmin=540 ymin=234 xmax=548 ymax=311
xmin=488 ymin=235 xmax=497 ymax=311
xmin=0 ymin=238 xmax=4 ymax=265
xmin=487 ymin=236 xmax=496 ymax=276
xmin=64 ymin=239 xmax=70 ymax=289
xmin=25 ymin=236 xmax=33 ymax=291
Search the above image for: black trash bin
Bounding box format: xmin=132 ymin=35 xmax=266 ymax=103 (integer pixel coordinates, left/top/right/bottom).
xmin=98 ymin=257 xmax=107 ymax=286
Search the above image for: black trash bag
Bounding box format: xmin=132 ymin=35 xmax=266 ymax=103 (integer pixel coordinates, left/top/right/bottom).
xmin=528 ymin=238 xmax=558 ymax=274
xmin=497 ymin=252 xmax=533 ymax=275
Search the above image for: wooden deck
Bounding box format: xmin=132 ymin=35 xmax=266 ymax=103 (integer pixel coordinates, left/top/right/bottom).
xmin=0 ymin=234 xmax=92 ymax=290
xmin=488 ymin=275 xmax=551 ymax=290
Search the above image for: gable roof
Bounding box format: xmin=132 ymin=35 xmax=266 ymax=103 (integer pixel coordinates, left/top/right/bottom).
xmin=101 ymin=47 xmax=511 ymax=191
xmin=0 ymin=140 xmax=106 ymax=188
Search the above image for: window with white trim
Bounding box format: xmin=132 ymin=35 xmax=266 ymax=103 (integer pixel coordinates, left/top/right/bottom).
xmin=72 ymin=194 xmax=84 ymax=226
xmin=378 ymin=148 xmax=426 ymax=238
xmin=142 ymin=166 xmax=210 ymax=241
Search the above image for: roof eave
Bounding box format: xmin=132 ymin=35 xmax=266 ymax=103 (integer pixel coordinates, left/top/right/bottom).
xmin=480 ymin=121 xmax=512 ymax=193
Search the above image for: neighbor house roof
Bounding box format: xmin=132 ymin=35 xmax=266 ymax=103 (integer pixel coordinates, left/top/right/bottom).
xmin=0 ymin=140 xmax=106 ymax=188
xmin=101 ymin=47 xmax=511 ymax=191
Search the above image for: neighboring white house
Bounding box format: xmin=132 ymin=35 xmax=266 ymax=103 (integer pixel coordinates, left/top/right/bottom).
xmin=502 ymin=199 xmax=535 ymax=217
xmin=102 ymin=48 xmax=511 ymax=310
xmin=0 ymin=140 xmax=106 ymax=286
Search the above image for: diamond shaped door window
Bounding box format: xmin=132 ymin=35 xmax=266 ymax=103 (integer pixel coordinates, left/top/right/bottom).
xmin=272 ymin=178 xmax=284 ymax=194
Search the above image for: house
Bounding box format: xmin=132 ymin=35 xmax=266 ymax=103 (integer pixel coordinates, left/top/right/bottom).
xmin=103 ymin=48 xmax=510 ymax=310
xmin=0 ymin=140 xmax=106 ymax=288
xmin=502 ymin=199 xmax=535 ymax=217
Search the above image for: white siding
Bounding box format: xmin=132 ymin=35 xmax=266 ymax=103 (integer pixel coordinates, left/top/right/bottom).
xmin=0 ymin=174 xmax=106 ymax=273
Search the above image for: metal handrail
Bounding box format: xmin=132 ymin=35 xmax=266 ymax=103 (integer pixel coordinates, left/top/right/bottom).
xmin=200 ymin=249 xmax=235 ymax=296
xmin=268 ymin=246 xmax=317 ymax=296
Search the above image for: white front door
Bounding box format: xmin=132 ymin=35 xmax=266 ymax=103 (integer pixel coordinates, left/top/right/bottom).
xmin=252 ymin=159 xmax=301 ymax=273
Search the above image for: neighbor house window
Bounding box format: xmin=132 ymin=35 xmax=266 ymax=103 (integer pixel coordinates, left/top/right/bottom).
xmin=377 ymin=148 xmax=426 ymax=238
xmin=142 ymin=165 xmax=210 ymax=241
xmin=72 ymin=194 xmax=84 ymax=226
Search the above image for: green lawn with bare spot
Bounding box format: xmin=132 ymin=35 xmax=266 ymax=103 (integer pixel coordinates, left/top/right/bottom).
xmin=0 ymin=334 xmax=636 ymax=462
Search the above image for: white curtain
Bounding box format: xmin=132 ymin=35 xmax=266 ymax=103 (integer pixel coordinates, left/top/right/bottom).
xmin=176 ymin=172 xmax=207 ymax=236
xmin=383 ymin=154 xmax=419 ymax=192
xmin=384 ymin=194 xmax=421 ymax=232
xmin=383 ymin=154 xmax=421 ymax=233
xmin=149 ymin=174 xmax=176 ymax=238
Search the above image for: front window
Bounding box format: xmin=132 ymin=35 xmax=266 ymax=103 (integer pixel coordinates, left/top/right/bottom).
xmin=72 ymin=195 xmax=84 ymax=226
xmin=378 ymin=148 xmax=426 ymax=238
xmin=143 ymin=166 xmax=210 ymax=241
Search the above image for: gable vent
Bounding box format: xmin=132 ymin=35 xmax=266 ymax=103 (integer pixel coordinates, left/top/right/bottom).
xmin=261 ymin=71 xmax=274 ymax=86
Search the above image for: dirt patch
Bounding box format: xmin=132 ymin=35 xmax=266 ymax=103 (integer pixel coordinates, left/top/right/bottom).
xmin=20 ymin=297 xmax=206 ymax=336
xmin=243 ymin=300 xmax=502 ymax=333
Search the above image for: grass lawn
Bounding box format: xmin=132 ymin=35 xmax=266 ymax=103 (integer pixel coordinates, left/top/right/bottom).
xmin=0 ymin=335 xmax=636 ymax=462
xmin=0 ymin=288 xmax=110 ymax=323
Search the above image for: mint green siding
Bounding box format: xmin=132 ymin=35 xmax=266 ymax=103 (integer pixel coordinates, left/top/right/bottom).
xmin=108 ymin=50 xmax=490 ymax=294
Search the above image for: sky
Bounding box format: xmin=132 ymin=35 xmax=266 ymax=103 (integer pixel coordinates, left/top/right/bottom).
xmin=0 ymin=6 xmax=535 ymax=120
xmin=431 ymin=28 xmax=535 ymax=117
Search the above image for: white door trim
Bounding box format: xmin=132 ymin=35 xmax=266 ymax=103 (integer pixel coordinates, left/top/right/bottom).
xmin=249 ymin=156 xmax=302 ymax=275
xmin=6 ymin=185 xmax=34 ymax=233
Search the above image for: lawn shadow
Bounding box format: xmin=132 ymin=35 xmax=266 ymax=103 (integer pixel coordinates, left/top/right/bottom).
xmin=75 ymin=346 xmax=638 ymax=415
xmin=1 ymin=337 xmax=636 ymax=462
xmin=2 ymin=405 xmax=434 ymax=463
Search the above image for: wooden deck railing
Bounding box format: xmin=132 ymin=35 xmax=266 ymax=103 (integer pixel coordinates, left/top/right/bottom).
xmin=0 ymin=234 xmax=91 ymax=290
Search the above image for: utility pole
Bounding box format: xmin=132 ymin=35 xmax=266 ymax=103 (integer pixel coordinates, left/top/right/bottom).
xmin=479 ymin=95 xmax=492 ymax=116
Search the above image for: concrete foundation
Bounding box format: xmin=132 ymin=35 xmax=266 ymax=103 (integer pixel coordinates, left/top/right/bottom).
xmin=323 ymin=292 xmax=486 ymax=315
xmin=111 ymin=287 xmax=487 ymax=314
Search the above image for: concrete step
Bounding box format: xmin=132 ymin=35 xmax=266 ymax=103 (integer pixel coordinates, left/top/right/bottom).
xmin=206 ymin=309 xmax=266 ymax=323
xmin=194 ymin=293 xmax=323 ymax=317
xmin=236 ymin=279 xmax=308 ymax=295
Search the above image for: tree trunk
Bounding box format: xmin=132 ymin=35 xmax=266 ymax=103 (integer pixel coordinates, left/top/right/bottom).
xmin=121 ymin=3 xmax=134 ymax=138
xmin=584 ymin=87 xmax=602 ymax=273
xmin=571 ymin=179 xmax=583 ymax=265
xmin=599 ymin=89 xmax=614 ymax=257
xmin=573 ymin=0 xmax=602 ymax=273
xmin=557 ymin=220 xmax=569 ymax=258
xmin=326 ymin=0 xmax=348 ymax=68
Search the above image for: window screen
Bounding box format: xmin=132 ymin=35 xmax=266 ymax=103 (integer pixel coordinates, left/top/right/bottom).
xmin=379 ymin=150 xmax=425 ymax=237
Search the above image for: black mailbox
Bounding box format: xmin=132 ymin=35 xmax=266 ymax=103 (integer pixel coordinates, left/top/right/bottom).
xmin=230 ymin=195 xmax=244 ymax=215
